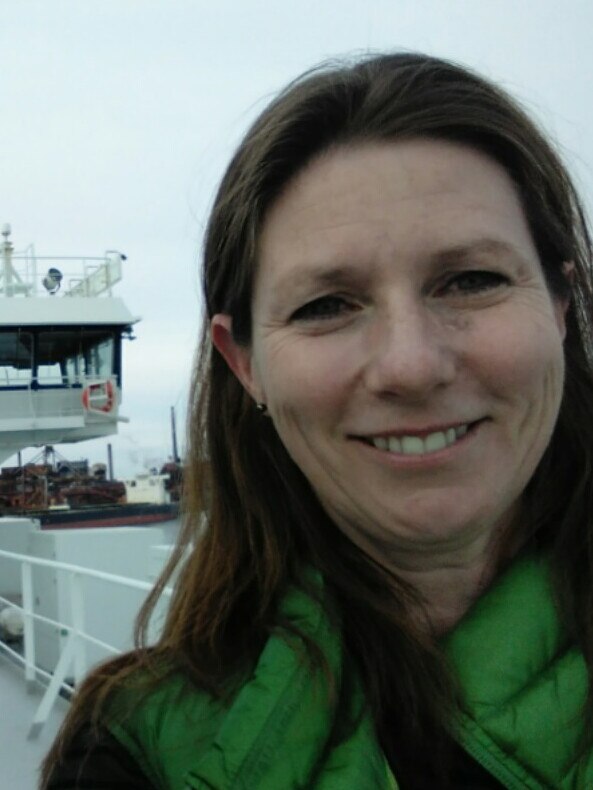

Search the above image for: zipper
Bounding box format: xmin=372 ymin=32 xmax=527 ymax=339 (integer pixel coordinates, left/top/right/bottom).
xmin=457 ymin=716 xmax=544 ymax=790
xmin=385 ymin=762 xmax=398 ymax=790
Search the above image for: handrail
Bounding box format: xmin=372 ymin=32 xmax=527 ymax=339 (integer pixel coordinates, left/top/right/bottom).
xmin=11 ymin=255 xmax=108 ymax=262
xmin=0 ymin=549 xmax=161 ymax=590
xmin=0 ymin=372 xmax=117 ymax=390
xmin=0 ymin=548 xmax=171 ymax=738
xmin=2 ymin=251 xmax=123 ymax=298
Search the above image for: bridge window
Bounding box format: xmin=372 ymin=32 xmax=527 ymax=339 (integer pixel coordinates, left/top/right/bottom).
xmin=0 ymin=327 xmax=122 ymax=388
xmin=37 ymin=329 xmax=117 ymax=386
xmin=0 ymin=331 xmax=33 ymax=386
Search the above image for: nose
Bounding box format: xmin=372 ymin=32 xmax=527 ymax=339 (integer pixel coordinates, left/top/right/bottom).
xmin=364 ymin=302 xmax=456 ymax=399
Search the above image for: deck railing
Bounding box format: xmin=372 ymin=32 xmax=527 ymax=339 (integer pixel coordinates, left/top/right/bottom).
xmin=0 ymin=548 xmax=170 ymax=738
xmin=3 ymin=252 xmax=124 ymax=298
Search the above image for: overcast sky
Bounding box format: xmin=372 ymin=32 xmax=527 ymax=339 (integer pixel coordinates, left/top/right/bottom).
xmin=3 ymin=0 xmax=593 ymax=477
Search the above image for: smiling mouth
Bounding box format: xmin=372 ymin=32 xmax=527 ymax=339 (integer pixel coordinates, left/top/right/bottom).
xmin=358 ymin=421 xmax=483 ymax=456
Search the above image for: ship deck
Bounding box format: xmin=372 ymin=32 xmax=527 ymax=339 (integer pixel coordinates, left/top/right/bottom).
xmin=0 ymin=651 xmax=68 ymax=789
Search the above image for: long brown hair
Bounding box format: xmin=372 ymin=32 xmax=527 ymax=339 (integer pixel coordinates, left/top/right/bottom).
xmin=42 ymin=53 xmax=593 ymax=786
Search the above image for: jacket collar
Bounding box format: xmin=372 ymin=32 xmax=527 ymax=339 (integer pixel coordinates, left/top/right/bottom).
xmin=444 ymin=553 xmax=591 ymax=788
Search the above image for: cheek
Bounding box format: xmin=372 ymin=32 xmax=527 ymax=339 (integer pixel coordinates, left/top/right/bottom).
xmin=257 ymin=335 xmax=357 ymax=416
xmin=473 ymin=313 xmax=565 ymax=412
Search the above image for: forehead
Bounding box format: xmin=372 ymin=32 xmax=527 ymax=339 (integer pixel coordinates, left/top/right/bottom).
xmin=256 ymin=139 xmax=539 ymax=287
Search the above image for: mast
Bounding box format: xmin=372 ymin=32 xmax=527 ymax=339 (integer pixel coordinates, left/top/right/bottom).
xmin=107 ymin=443 xmax=114 ymax=480
xmin=170 ymin=406 xmax=180 ymax=463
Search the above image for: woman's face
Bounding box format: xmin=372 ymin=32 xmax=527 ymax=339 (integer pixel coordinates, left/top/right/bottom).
xmin=213 ymin=139 xmax=569 ymax=562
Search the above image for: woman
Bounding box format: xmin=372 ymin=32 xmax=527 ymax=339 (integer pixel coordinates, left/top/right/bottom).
xmin=42 ymin=53 xmax=593 ymax=789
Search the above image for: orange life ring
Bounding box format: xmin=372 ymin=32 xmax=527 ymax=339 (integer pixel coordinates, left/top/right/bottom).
xmin=81 ymin=380 xmax=115 ymax=414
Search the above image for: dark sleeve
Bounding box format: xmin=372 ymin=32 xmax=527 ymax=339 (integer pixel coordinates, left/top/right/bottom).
xmin=44 ymin=724 xmax=156 ymax=789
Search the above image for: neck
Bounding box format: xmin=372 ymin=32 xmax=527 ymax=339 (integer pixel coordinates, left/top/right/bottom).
xmin=393 ymin=519 xmax=527 ymax=633
xmin=330 ymin=505 xmax=526 ymax=635
xmin=395 ymin=548 xmax=499 ymax=634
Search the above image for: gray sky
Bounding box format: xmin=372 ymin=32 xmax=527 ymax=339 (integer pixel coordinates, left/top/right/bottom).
xmin=3 ymin=0 xmax=593 ymax=477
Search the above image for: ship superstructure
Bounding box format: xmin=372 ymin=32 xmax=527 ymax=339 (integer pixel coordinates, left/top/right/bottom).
xmin=0 ymin=227 xmax=180 ymax=789
xmin=0 ymin=224 xmax=137 ymax=465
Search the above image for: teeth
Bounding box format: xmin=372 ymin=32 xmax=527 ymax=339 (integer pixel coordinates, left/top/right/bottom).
xmin=371 ymin=424 xmax=470 ymax=456
xmin=424 ymin=431 xmax=448 ymax=452
xmin=400 ymin=436 xmax=424 ymax=455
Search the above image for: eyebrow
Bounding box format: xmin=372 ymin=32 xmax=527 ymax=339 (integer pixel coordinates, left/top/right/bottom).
xmin=431 ymin=238 xmax=529 ymax=267
xmin=279 ymin=237 xmax=530 ymax=293
xmin=273 ymin=262 xmax=372 ymax=299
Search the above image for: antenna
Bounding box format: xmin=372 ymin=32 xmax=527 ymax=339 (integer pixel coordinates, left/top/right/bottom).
xmin=1 ymin=223 xmax=13 ymax=296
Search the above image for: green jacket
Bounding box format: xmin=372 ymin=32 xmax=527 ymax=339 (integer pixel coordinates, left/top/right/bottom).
xmin=107 ymin=555 xmax=591 ymax=789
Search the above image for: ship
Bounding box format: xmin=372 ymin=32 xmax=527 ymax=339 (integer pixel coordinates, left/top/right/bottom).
xmin=0 ymin=224 xmax=182 ymax=527
xmin=0 ymin=447 xmax=181 ymax=529
xmin=0 ymin=223 xmax=135 ymax=460
xmin=0 ymin=227 xmax=182 ymax=787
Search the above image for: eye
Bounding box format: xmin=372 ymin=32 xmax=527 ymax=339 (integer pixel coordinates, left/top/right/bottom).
xmin=290 ymin=295 xmax=357 ymax=322
xmin=439 ymin=270 xmax=510 ymax=296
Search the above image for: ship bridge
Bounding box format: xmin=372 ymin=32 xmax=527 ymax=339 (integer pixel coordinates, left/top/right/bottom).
xmin=0 ymin=225 xmax=138 ymax=464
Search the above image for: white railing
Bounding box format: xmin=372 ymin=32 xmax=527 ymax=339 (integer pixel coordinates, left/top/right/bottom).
xmin=0 ymin=548 xmax=170 ymax=738
xmin=1 ymin=252 xmax=124 ymax=298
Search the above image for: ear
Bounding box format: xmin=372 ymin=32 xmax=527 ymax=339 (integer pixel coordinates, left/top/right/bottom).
xmin=210 ymin=314 xmax=264 ymax=402
xmin=554 ymin=261 xmax=574 ymax=340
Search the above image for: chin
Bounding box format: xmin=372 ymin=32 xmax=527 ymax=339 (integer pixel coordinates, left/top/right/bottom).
xmin=385 ymin=498 xmax=506 ymax=545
